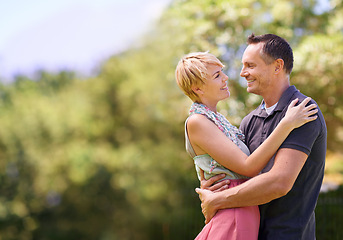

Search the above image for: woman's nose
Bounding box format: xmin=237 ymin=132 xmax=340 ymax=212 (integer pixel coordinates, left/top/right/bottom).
xmin=224 ymin=73 xmax=229 ymax=81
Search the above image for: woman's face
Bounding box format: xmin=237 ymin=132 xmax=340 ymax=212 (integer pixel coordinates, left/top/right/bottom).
xmin=199 ymin=64 xmax=230 ymax=103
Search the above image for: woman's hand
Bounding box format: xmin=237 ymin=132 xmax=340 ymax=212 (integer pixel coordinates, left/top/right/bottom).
xmin=283 ymin=97 xmax=318 ymax=129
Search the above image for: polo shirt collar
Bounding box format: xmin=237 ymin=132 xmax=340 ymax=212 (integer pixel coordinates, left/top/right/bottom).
xmin=254 ymin=85 xmax=298 ymax=117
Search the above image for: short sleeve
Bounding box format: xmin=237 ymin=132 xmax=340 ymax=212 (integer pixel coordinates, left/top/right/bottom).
xmin=280 ymin=117 xmax=323 ymax=155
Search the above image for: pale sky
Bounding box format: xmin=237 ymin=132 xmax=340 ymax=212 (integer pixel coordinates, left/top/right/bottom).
xmin=0 ymin=0 xmax=172 ymax=82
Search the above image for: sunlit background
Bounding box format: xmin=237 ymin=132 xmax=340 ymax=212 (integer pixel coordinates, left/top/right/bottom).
xmin=0 ymin=0 xmax=342 ymax=239
xmin=0 ymin=0 xmax=172 ymax=81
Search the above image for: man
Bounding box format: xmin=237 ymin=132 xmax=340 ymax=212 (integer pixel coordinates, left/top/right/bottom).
xmin=195 ymin=33 xmax=327 ymax=239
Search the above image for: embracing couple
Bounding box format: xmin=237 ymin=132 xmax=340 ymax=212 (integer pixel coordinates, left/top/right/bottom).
xmin=175 ymin=33 xmax=327 ymax=240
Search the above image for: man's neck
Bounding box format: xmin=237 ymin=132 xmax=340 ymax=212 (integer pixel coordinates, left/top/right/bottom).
xmin=263 ymin=82 xmax=290 ymax=108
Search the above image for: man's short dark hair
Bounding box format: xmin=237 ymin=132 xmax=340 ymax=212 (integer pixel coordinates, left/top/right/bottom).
xmin=247 ymin=33 xmax=294 ymax=74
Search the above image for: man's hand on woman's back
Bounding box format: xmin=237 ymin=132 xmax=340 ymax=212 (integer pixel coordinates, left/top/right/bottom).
xmin=199 ymin=169 xmax=230 ymax=192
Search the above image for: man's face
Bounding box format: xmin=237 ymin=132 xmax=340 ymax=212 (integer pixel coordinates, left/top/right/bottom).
xmin=240 ymin=43 xmax=275 ymax=96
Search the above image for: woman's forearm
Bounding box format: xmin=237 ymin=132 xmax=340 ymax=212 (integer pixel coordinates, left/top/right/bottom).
xmin=243 ymin=119 xmax=293 ymax=176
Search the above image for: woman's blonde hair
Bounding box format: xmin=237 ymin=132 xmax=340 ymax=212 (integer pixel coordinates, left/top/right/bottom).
xmin=175 ymin=52 xmax=224 ymax=102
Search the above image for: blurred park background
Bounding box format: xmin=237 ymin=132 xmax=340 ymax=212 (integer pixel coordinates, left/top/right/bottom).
xmin=0 ymin=0 xmax=343 ymax=239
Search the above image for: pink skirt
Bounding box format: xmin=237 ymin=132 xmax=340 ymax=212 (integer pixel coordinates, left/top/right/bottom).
xmin=194 ymin=179 xmax=260 ymax=240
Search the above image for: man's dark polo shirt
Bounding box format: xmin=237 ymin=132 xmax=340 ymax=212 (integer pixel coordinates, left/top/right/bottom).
xmin=239 ymin=86 xmax=327 ymax=240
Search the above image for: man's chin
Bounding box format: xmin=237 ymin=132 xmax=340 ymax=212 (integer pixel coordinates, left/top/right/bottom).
xmin=246 ymin=87 xmax=255 ymax=93
xmin=247 ymin=88 xmax=262 ymax=97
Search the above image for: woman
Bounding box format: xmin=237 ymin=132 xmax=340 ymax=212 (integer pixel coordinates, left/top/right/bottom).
xmin=175 ymin=52 xmax=317 ymax=240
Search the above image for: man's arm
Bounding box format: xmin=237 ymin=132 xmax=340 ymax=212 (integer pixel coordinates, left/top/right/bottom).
xmin=196 ymin=148 xmax=307 ymax=223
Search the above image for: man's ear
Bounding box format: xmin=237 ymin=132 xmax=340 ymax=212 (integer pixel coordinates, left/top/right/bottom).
xmin=274 ymin=59 xmax=284 ymax=74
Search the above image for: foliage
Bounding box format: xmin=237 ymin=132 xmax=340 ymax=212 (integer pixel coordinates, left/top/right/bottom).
xmin=0 ymin=0 xmax=342 ymax=239
xmin=292 ymin=33 xmax=343 ymax=150
xmin=316 ymin=185 xmax=343 ymax=240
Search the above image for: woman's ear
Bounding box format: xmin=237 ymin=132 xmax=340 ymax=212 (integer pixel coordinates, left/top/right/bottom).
xmin=191 ymin=85 xmax=203 ymax=95
xmin=274 ymin=59 xmax=284 ymax=74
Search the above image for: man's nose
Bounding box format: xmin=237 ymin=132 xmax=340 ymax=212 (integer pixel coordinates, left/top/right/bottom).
xmin=240 ymin=68 xmax=247 ymax=77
